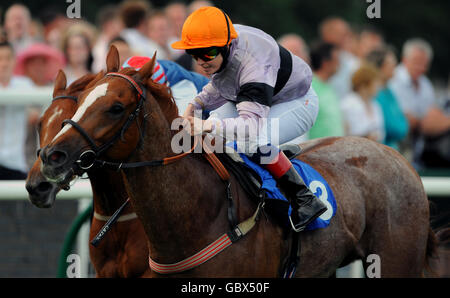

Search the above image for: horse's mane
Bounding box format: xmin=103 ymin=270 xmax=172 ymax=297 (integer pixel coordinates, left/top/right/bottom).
xmin=121 ymin=67 xmax=179 ymax=124
xmin=66 ymin=72 xmax=98 ymax=94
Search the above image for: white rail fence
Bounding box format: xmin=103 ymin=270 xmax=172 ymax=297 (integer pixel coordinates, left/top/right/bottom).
xmin=0 ymin=88 xmax=54 ymax=106
xmin=0 ymin=177 xmax=449 ymax=278
xmin=1 ymin=177 xmax=449 ymax=201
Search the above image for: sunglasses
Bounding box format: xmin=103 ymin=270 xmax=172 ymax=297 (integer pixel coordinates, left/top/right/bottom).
xmin=186 ymin=47 xmax=221 ymax=62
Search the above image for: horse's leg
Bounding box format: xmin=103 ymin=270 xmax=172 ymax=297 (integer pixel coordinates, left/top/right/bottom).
xmin=358 ymin=149 xmax=430 ymax=278
xmin=360 ymin=222 xmax=429 ymax=278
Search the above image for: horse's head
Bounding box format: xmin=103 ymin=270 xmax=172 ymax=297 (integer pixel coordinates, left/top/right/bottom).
xmin=26 ymin=70 xmax=103 ymax=208
xmin=40 ymin=46 xmax=177 ymax=184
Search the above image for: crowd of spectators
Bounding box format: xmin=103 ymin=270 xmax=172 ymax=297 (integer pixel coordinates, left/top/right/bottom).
xmin=0 ymin=0 xmax=449 ymax=179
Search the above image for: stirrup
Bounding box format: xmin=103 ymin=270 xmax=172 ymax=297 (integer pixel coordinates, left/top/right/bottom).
xmin=289 ymin=215 xmax=305 ymax=233
xmin=288 ymin=202 xmax=327 ymax=233
xmin=279 ymin=144 xmax=302 ymax=160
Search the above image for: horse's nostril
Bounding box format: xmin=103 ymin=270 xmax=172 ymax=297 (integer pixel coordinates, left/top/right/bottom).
xmin=47 ymin=150 xmax=68 ymax=166
xmin=37 ymin=182 xmax=52 ymax=193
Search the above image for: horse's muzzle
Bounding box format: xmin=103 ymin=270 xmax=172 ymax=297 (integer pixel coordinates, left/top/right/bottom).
xmin=26 ymin=179 xmax=59 ymax=208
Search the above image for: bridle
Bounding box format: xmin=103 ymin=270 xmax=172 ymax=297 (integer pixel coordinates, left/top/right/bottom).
xmin=62 ymin=72 xmax=147 ymax=170
xmin=52 ymin=95 xmax=78 ymax=102
xmin=64 ymin=72 xmax=198 ymax=171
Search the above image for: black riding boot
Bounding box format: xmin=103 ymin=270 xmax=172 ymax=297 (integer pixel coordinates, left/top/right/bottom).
xmin=278 ymin=166 xmax=328 ymax=232
xmin=253 ymin=144 xmax=328 ymax=232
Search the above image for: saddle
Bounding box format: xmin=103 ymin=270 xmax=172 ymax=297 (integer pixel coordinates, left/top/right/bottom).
xmin=215 ymin=143 xmax=302 ymax=230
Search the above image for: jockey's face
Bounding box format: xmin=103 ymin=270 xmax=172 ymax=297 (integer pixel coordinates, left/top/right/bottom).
xmin=194 ymin=53 xmax=223 ymax=76
xmin=187 ymin=47 xmax=224 ymax=76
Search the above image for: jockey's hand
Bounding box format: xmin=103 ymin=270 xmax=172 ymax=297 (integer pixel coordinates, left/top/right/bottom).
xmin=185 ymin=116 xmax=213 ymax=135
xmin=183 ymin=103 xmax=196 ymax=118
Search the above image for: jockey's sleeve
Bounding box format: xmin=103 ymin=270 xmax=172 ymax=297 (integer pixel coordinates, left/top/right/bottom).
xmin=192 ymin=82 xmax=223 ymax=110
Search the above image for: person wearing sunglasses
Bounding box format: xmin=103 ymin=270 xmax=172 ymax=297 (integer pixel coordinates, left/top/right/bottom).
xmin=171 ymin=7 xmax=326 ymax=233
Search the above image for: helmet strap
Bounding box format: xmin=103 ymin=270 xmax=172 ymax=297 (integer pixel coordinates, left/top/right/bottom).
xmin=220 ymin=9 xmax=231 ymax=47
xmin=215 ymin=44 xmax=231 ymax=74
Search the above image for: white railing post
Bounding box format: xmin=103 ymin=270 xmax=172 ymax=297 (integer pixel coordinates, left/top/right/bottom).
xmin=76 ymin=197 xmax=92 ymax=278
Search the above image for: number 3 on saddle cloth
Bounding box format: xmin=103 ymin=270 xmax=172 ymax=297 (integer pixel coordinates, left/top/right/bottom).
xmin=224 ymin=142 xmax=337 ymax=231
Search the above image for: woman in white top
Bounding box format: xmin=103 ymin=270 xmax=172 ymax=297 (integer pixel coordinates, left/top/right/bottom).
xmin=341 ymin=63 xmax=385 ymax=142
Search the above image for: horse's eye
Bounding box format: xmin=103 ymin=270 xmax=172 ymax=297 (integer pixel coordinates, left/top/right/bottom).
xmin=108 ymin=103 xmax=125 ymax=115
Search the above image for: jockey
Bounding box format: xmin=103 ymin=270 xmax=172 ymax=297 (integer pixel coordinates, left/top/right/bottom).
xmin=172 ymin=7 xmax=327 ymax=232
xmin=122 ymin=56 xmax=209 ymax=114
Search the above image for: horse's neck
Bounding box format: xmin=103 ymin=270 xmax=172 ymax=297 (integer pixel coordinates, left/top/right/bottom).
xmin=123 ymin=128 xmax=227 ymax=262
xmin=87 ymin=169 xmax=129 ymax=216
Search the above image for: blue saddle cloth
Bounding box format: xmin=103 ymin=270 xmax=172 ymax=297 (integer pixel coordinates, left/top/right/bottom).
xmin=236 ymin=151 xmax=337 ymax=231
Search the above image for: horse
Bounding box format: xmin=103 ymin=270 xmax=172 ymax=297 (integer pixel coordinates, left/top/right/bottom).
xmin=25 ymin=69 xmax=150 ymax=277
xmin=40 ymin=46 xmax=437 ymax=277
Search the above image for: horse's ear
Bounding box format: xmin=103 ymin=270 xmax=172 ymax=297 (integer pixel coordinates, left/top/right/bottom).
xmin=137 ymin=51 xmax=157 ymax=82
xmin=106 ymin=45 xmax=120 ymax=73
xmin=53 ymin=70 xmax=67 ymax=97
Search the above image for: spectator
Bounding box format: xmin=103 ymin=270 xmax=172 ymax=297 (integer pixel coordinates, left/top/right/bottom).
xmin=0 ymin=41 xmax=36 ymax=179
xmin=109 ymin=36 xmax=134 ymax=66
xmin=308 ymin=41 xmax=344 ymax=139
xmin=389 ymin=38 xmax=450 ymax=166
xmin=390 ymin=38 xmax=450 ymax=135
xmin=319 ymin=17 xmax=360 ymax=100
xmin=39 ymin=9 xmax=72 ymax=50
xmin=366 ymin=47 xmax=409 ymax=150
xmin=278 ymin=33 xmax=310 ymax=64
xmin=165 ymin=1 xmax=188 ymax=40
xmin=28 ymin=19 xmax=44 ymax=42
xmin=3 ymin=4 xmax=34 ymax=53
xmin=14 ymin=43 xmax=65 ymax=87
xmin=147 ymin=10 xmax=172 ymax=60
xmin=341 ymin=63 xmax=384 ymax=142
xmin=60 ymin=24 xmax=96 ymax=84
xmin=356 ymin=26 xmax=384 ymax=59
xmin=92 ymin=5 xmax=123 ymax=73
xmin=165 ymin=1 xmax=189 ymax=60
xmin=119 ymin=0 xmax=167 ymax=59
xmin=187 ymin=0 xmax=214 ymax=15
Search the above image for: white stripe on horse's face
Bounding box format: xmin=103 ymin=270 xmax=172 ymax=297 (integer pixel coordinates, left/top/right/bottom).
xmin=43 ymin=107 xmax=62 ymax=141
xmin=52 ymin=83 xmax=109 ymax=142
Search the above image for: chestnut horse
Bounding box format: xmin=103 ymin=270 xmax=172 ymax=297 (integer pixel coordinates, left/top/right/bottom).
xmin=40 ymin=47 xmax=436 ymax=277
xmin=25 ymin=70 xmax=150 ymax=277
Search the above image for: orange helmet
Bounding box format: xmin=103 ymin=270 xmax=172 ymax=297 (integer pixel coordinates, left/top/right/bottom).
xmin=171 ymin=7 xmax=238 ymax=50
